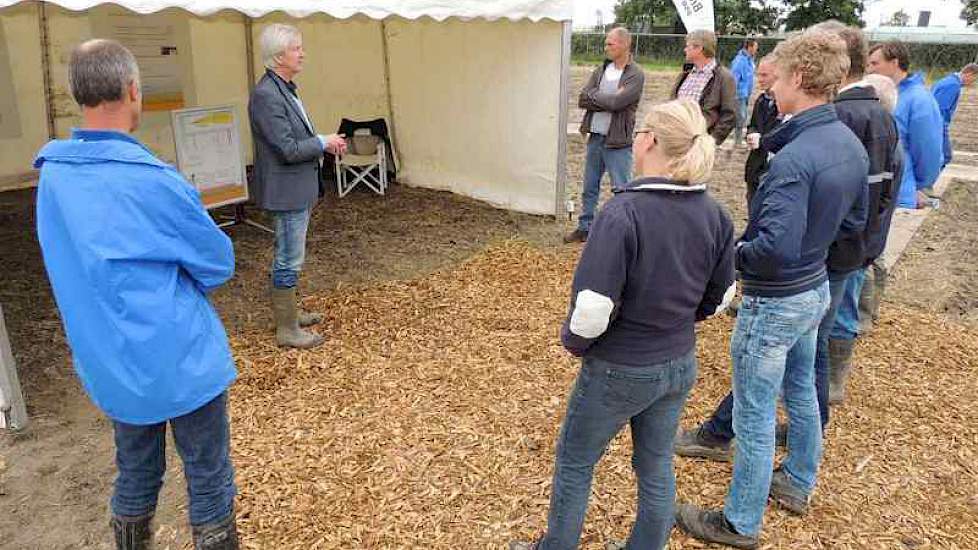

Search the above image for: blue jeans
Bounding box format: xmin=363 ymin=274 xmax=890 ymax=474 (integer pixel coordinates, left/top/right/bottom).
xmin=724 ymin=283 xmax=829 ymax=536
xmin=830 ymin=268 xmax=867 ymax=341
xmin=701 ymin=274 xmax=847 ymax=440
xmin=272 ymin=208 xmax=311 ymax=288
xmin=111 ymin=392 xmax=236 ymax=526
xmin=734 ymin=96 xmax=749 ymax=144
xmin=540 ymin=353 xmax=697 ymax=550
xmin=578 ymin=134 xmax=632 ymax=233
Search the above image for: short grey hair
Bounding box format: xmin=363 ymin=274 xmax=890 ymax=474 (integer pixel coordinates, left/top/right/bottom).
xmin=261 ymin=23 xmax=302 ymax=70
xmin=68 ymin=39 xmax=139 ymax=108
xmin=862 ymin=73 xmax=898 ymax=113
xmin=608 ymin=27 xmax=632 ymax=48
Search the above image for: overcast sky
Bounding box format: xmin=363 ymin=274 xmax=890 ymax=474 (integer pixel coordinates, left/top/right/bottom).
xmin=573 ymin=0 xmax=618 ymax=28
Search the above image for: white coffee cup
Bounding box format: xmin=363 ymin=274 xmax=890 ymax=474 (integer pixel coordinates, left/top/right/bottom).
xmin=746 ymin=132 xmax=761 ymax=150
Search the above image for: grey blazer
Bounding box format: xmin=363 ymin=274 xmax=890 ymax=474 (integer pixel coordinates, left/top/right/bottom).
xmin=248 ymin=70 xmax=324 ymax=211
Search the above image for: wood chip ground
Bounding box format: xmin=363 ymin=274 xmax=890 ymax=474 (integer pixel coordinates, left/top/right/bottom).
xmin=228 ymin=241 xmax=978 ymax=549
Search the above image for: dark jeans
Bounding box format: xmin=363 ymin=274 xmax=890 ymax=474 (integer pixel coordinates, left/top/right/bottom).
xmin=540 ymin=352 xmax=698 ymax=550
xmin=111 ymin=392 xmax=236 ymax=526
xmin=701 ymin=274 xmax=848 ymax=441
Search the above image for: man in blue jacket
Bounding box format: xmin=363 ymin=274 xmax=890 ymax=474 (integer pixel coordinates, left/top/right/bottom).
xmin=868 ymin=41 xmax=943 ymax=208
xmin=931 ymin=63 xmax=978 ymax=167
xmin=676 ymin=30 xmax=868 ymax=549
xmin=34 ymin=39 xmax=239 ymax=550
xmin=730 ymin=39 xmax=758 ymax=148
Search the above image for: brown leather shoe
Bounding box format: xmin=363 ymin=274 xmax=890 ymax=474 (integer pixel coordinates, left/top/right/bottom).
xmin=563 ymin=229 xmax=588 ymax=243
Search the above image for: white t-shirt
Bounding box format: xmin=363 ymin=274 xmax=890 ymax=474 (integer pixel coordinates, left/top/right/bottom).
xmin=590 ymin=64 xmax=623 ymax=136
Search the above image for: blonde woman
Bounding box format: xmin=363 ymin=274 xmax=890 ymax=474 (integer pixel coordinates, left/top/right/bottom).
xmin=511 ymin=99 xmax=736 ymax=550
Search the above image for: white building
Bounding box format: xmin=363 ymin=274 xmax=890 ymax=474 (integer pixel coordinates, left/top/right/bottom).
xmin=864 ymin=0 xmax=976 ymax=33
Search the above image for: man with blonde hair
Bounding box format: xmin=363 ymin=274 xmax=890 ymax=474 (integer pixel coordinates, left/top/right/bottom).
xmin=672 ymin=29 xmax=738 ymax=144
xmin=676 ymin=30 xmax=869 ymax=548
xmin=565 ymin=27 xmax=645 ymax=243
xmin=249 ymin=23 xmax=347 ymax=348
xmin=676 ymin=22 xmax=901 ymax=467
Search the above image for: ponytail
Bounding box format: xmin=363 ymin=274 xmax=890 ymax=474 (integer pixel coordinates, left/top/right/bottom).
xmin=643 ymin=99 xmax=716 ymax=184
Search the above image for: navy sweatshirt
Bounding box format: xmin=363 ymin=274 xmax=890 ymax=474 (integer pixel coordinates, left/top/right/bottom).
xmin=739 ymin=104 xmax=869 ymax=297
xmin=561 ymin=177 xmax=736 ymax=366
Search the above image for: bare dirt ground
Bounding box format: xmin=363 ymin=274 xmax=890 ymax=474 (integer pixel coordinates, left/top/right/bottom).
xmin=1 ymin=66 xmax=976 ymax=549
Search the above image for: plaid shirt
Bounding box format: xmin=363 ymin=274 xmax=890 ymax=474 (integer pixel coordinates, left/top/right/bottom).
xmin=677 ymin=59 xmax=717 ymax=102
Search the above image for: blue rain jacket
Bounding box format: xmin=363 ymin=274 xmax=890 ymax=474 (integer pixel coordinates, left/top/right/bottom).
xmin=730 ymin=49 xmax=755 ymax=100
xmin=931 ymin=72 xmax=962 ymax=167
xmin=894 ymin=73 xmax=944 ymax=208
xmin=34 ymin=129 xmax=237 ymax=425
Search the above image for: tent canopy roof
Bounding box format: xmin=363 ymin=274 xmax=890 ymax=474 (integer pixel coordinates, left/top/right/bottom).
xmin=0 ymin=0 xmax=573 ymax=21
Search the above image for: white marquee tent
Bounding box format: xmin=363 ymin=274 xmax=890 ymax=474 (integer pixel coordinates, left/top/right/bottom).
xmin=0 ymin=0 xmax=574 ymax=215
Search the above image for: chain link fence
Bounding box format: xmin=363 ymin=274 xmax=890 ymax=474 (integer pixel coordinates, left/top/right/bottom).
xmin=573 ymin=32 xmax=978 ymax=73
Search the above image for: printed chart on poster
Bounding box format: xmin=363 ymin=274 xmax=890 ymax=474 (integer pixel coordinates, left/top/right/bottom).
xmin=171 ymin=105 xmax=248 ymax=209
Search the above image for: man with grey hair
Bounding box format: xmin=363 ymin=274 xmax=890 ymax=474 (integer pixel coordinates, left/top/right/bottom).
xmin=249 ymin=23 xmax=346 ymax=348
xmin=34 ymin=39 xmax=239 ymax=550
xmin=564 ymin=26 xmax=645 ymax=243
xmin=672 ymin=29 xmax=737 ymax=145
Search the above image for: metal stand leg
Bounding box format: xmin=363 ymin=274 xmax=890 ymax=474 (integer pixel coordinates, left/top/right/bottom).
xmin=216 ymin=204 xmax=273 ymax=233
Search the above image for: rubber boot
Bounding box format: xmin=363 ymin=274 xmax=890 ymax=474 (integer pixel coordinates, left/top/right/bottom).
xmin=272 ymin=287 xmax=325 ymax=349
xmin=872 ymin=260 xmax=887 ymax=321
xmin=111 ymin=512 xmax=153 ymax=550
xmin=296 ymin=289 xmax=324 ymax=328
xmin=192 ymin=512 xmax=240 ymax=550
xmin=858 ymin=267 xmax=876 ymax=335
xmin=828 ymin=338 xmax=855 ymax=405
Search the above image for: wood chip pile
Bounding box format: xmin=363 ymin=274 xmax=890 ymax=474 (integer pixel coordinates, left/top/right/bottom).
xmin=228 ymin=240 xmax=978 ymax=549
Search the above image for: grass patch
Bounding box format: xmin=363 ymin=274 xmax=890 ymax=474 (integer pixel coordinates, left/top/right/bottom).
xmin=571 ymin=54 xmax=683 ymax=73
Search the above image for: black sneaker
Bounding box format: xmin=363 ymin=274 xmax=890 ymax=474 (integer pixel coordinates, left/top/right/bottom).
xmin=769 ymin=467 xmax=812 ymax=515
xmin=563 ymin=228 xmax=588 ymax=243
xmin=674 ymin=425 xmax=734 ymax=462
xmin=675 ymin=503 xmax=759 ymax=549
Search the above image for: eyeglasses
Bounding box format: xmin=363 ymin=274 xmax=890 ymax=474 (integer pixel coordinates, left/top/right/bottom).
xmin=633 ymin=128 xmax=657 ymax=143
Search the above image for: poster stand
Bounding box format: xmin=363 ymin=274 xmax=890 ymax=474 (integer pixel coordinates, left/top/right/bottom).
xmin=171 ymin=105 xmax=272 ymax=233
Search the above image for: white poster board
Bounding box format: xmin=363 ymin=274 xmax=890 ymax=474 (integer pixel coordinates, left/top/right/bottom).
xmin=171 ymin=105 xmax=248 ymax=209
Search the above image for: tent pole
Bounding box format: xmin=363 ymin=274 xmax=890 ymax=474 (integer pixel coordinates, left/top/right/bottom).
xmin=380 ymin=20 xmax=400 ymax=170
xmin=244 ymin=15 xmax=256 ymax=90
xmin=38 ymin=0 xmax=56 ymax=140
xmin=555 ymin=20 xmax=572 ymax=220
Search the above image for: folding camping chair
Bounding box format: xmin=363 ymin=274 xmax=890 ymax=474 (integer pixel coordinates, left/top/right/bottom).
xmin=335 ymin=129 xmax=388 ymax=197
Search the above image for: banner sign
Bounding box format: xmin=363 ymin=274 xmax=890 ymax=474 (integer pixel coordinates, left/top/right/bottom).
xmin=672 ymin=0 xmax=715 ymax=33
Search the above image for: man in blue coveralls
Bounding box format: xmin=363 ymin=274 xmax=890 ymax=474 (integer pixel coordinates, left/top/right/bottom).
xmin=34 ymin=39 xmax=239 ymax=550
xmin=931 ymin=63 xmax=978 ymax=168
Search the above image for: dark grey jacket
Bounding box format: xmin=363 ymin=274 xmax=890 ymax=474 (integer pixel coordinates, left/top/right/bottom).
xmin=578 ymin=59 xmax=645 ymax=149
xmin=248 ymin=70 xmax=324 ymax=211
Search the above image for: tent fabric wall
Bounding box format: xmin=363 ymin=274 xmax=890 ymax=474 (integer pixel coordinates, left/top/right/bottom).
xmin=0 ymin=0 xmax=573 ymax=21
xmin=0 ymin=3 xmax=48 ymax=190
xmin=385 ymin=18 xmax=563 ymax=214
